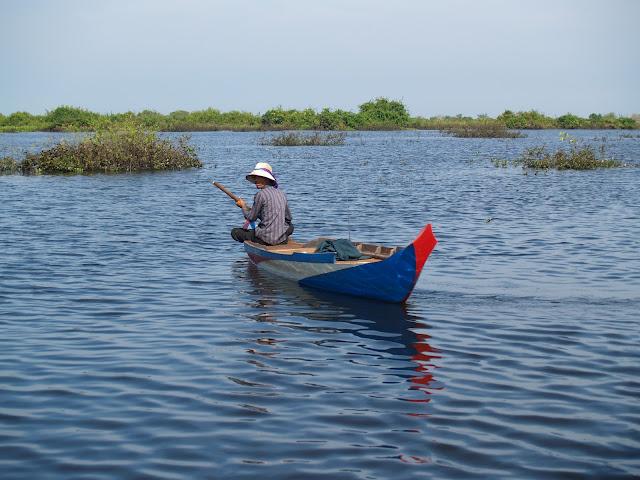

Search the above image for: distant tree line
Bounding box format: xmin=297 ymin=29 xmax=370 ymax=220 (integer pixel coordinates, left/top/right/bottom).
xmin=410 ymin=110 xmax=638 ymax=130
xmin=0 ymin=98 xmax=637 ymax=132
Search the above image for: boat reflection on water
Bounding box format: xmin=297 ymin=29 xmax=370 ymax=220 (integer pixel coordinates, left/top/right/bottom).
xmin=233 ymin=260 xmax=443 ymax=409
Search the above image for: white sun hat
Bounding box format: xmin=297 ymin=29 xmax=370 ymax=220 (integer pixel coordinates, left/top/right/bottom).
xmin=246 ymin=162 xmax=278 ymax=187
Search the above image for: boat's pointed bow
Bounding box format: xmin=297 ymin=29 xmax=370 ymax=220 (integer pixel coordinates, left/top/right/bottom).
xmin=250 ymin=224 xmax=437 ymax=304
xmin=412 ymin=224 xmax=438 ymax=279
xmin=397 ymin=224 xmax=437 ymax=303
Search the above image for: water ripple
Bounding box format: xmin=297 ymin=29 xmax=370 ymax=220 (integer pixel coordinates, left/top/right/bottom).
xmin=1 ymin=131 xmax=639 ymax=479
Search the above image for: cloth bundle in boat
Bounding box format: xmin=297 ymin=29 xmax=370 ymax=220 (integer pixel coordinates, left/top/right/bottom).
xmin=314 ymin=239 xmax=368 ymax=261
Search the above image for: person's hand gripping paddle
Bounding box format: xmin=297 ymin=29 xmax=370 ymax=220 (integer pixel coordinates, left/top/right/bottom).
xmin=212 ymin=181 xmax=255 ymax=230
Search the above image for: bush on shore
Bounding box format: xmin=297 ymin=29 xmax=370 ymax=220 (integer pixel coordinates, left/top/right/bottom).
xmin=1 ymin=102 xmax=638 ymax=133
xmin=409 ymin=111 xmax=638 ymax=131
xmin=19 ymin=122 xmax=202 ymax=175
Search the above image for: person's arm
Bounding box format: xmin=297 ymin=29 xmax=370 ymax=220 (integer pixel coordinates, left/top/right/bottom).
xmin=285 ymin=201 xmax=292 ymax=224
xmin=241 ymin=191 xmax=263 ymax=222
xmin=235 ymin=198 xmax=247 ymax=210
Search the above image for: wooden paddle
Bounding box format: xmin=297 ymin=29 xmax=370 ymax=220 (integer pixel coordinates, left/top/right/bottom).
xmin=212 ymin=181 xmax=242 ymax=203
xmin=213 ymin=181 xmax=255 ymax=229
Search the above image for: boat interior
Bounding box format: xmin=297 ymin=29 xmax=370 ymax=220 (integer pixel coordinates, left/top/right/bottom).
xmin=247 ymin=237 xmax=402 ymax=262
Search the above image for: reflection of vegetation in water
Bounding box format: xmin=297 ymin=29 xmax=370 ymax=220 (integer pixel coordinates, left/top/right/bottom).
xmin=259 ymin=131 xmax=346 ymax=146
xmin=14 ymin=121 xmax=201 ymax=175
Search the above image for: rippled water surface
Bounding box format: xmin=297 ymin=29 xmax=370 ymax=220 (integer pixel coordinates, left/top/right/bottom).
xmin=1 ymin=130 xmax=639 ymax=479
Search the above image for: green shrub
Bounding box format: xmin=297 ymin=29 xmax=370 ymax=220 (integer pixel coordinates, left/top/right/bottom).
xmin=169 ymin=110 xmax=190 ymax=122
xmin=5 ymin=111 xmax=36 ymax=126
xmin=317 ymin=108 xmax=351 ymax=130
xmin=512 ymin=134 xmax=623 ymax=170
xmin=136 ymin=110 xmax=167 ymax=129
xmin=441 ymin=121 xmax=524 ymax=138
xmin=587 ymin=113 xmax=638 ymax=129
xmin=20 ymin=122 xmax=202 ymax=175
xmin=261 ymin=108 xmax=320 ymax=130
xmin=218 ymin=110 xmax=260 ymax=129
xmin=357 ymin=97 xmax=409 ymax=128
xmin=618 ymin=117 xmax=637 ymax=129
xmin=260 ymin=131 xmax=346 ymax=146
xmin=514 ymin=145 xmax=622 ymax=170
xmin=556 ymin=113 xmax=585 ymax=129
xmin=0 ymin=156 xmax=19 ymax=174
xmin=45 ymin=105 xmax=98 ymax=131
xmin=1 ymin=111 xmax=47 ymax=130
xmin=497 ymin=110 xmax=555 ymax=129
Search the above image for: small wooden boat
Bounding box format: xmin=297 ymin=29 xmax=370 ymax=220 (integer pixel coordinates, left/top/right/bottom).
xmin=244 ymin=224 xmax=437 ymax=303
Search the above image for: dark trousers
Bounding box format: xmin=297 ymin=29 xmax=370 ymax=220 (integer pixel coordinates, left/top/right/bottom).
xmin=231 ymin=223 xmax=294 ymax=245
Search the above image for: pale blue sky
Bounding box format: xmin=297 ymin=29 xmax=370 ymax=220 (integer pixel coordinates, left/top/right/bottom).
xmin=1 ymin=0 xmax=638 ymax=117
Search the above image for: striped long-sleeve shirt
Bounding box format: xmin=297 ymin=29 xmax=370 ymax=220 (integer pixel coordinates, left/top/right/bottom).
xmin=242 ymin=186 xmax=292 ymax=245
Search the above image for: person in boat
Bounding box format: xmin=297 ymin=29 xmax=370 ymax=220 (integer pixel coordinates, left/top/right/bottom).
xmin=231 ymin=162 xmax=294 ymax=245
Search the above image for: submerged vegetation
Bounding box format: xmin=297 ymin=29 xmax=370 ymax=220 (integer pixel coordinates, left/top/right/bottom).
xmin=441 ymin=121 xmax=524 ymax=138
xmin=260 ymin=132 xmax=347 ymax=146
xmin=1 ymin=100 xmax=637 ymax=133
xmin=493 ymin=133 xmax=626 ymax=171
xmin=512 ymin=145 xmax=623 ymax=170
xmin=1 ymin=156 xmax=20 ymax=174
xmin=7 ymin=122 xmax=201 ymax=175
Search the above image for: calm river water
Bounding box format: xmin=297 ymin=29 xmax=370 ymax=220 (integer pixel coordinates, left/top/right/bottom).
xmin=1 ymin=130 xmax=639 ymax=479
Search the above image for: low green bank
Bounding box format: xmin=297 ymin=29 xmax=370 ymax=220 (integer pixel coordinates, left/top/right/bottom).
xmin=3 ymin=101 xmax=636 ymax=133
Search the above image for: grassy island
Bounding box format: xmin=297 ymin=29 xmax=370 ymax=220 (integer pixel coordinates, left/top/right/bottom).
xmin=1 ymin=99 xmax=637 ymax=133
xmin=441 ymin=121 xmax=525 ymax=138
xmin=7 ymin=123 xmax=202 ymax=175
xmin=493 ymin=133 xmax=627 ymax=171
xmin=259 ymin=132 xmax=347 ymax=146
xmin=513 ymin=145 xmax=624 ymax=171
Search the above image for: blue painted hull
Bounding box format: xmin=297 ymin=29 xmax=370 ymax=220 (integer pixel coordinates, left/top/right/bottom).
xmin=244 ymin=224 xmax=437 ymax=303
